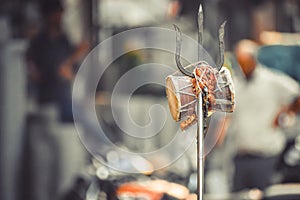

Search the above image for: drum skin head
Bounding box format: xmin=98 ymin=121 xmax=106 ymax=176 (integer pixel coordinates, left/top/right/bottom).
xmin=166 ymin=77 xmax=180 ymax=121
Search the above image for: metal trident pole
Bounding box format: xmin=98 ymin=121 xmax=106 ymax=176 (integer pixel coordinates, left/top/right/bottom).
xmin=173 ymin=4 xmax=227 ymax=199
xmin=197 ymin=94 xmax=204 ymax=200
xmin=197 ymin=4 xmax=205 ymax=200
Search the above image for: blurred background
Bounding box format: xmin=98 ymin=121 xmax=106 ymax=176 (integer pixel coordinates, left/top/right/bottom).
xmin=0 ymin=0 xmax=300 ymax=200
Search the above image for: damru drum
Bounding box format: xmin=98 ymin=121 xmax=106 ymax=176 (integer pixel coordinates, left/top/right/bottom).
xmin=166 ymin=61 xmax=234 ymax=130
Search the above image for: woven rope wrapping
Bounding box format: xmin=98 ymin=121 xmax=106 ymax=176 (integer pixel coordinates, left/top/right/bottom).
xmin=191 ymin=62 xmax=234 ymax=113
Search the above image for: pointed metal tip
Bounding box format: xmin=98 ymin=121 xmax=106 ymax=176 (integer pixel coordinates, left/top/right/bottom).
xmin=198 ymin=3 xmax=203 ymax=13
xmin=173 ymin=24 xmax=182 ymax=38
xmin=198 ymin=4 xmax=204 ymax=59
xmin=221 ymin=20 xmax=227 ymax=28
xmin=219 ymin=21 xmax=227 ymax=39
xmin=199 ymin=4 xmax=203 ymax=14
xmin=173 ymin=24 xmax=182 ymax=34
xmin=173 ymin=24 xmax=179 ymax=30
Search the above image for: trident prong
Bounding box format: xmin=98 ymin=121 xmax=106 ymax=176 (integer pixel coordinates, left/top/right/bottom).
xmin=217 ymin=21 xmax=226 ymax=71
xmin=174 ymin=6 xmax=226 ymax=74
xmin=173 ymin=24 xmax=195 ymax=78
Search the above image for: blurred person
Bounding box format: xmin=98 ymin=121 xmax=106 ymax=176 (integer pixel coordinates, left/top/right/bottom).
xmin=26 ymin=0 xmax=89 ymax=122
xmin=229 ymin=39 xmax=300 ymax=191
xmin=25 ymin=1 xmax=89 ymax=199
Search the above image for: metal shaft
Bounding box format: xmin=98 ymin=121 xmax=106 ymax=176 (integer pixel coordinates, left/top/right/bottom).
xmin=197 ymin=95 xmax=204 ymax=200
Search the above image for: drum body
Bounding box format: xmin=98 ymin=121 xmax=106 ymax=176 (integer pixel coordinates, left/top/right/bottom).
xmin=166 ymin=75 xmax=196 ymax=122
xmin=213 ymin=67 xmax=235 ymax=113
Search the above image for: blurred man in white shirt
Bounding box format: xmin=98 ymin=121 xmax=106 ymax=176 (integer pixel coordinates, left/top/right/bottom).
xmin=230 ymin=40 xmax=300 ymax=191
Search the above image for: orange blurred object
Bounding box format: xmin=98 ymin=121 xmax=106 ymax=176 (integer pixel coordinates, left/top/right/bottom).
xmin=117 ymin=180 xmax=190 ymax=200
xmin=117 ymin=182 xmax=164 ymax=200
